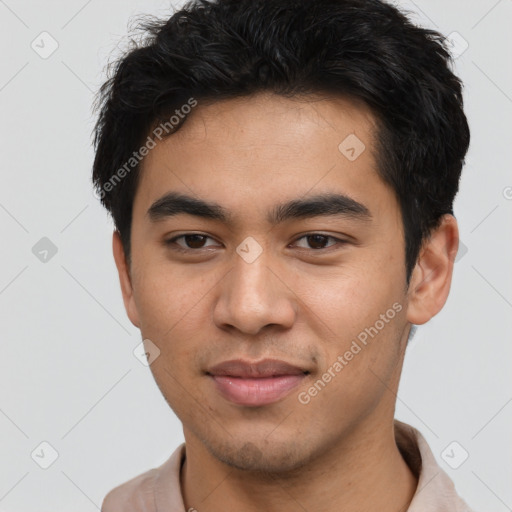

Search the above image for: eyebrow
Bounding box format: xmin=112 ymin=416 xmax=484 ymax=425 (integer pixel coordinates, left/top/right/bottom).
xmin=147 ymin=191 xmax=372 ymax=225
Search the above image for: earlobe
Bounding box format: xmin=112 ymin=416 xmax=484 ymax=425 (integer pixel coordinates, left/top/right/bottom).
xmin=112 ymin=231 xmax=140 ymax=328
xmin=406 ymin=214 xmax=459 ymax=325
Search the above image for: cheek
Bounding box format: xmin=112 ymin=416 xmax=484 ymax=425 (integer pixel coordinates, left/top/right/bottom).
xmin=131 ymin=260 xmax=219 ymax=367
xmin=296 ymin=306 xmax=405 ymax=431
xmin=294 ymin=265 xmax=391 ymax=334
xmin=132 ymin=267 xmax=210 ymax=414
xmin=297 ymin=263 xmax=406 ymax=377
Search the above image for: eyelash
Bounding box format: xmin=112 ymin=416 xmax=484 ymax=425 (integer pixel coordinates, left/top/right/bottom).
xmin=164 ymin=233 xmax=348 ymax=253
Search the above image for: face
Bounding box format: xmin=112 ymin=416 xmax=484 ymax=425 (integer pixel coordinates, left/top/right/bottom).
xmin=117 ymin=92 xmax=418 ymax=472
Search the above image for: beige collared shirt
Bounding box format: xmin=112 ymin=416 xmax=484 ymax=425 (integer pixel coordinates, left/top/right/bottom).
xmin=101 ymin=420 xmax=476 ymax=511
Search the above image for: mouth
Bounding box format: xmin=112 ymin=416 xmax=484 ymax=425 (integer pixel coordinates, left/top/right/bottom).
xmin=206 ymin=358 xmax=310 ymax=407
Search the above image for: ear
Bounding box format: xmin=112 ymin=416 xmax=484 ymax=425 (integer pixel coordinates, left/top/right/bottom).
xmin=406 ymin=214 xmax=459 ymax=325
xmin=112 ymin=230 xmax=140 ymax=328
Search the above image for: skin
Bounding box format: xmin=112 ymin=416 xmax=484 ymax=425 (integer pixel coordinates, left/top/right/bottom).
xmin=113 ymin=91 xmax=459 ymax=512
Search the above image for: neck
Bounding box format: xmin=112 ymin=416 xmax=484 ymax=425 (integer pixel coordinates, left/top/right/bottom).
xmin=180 ymin=417 xmax=418 ymax=512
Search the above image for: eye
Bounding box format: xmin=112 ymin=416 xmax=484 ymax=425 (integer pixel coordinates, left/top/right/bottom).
xmin=292 ymin=233 xmax=346 ymax=250
xmin=165 ymin=233 xmax=220 ymax=250
xmin=164 ymin=232 xmax=348 ymax=253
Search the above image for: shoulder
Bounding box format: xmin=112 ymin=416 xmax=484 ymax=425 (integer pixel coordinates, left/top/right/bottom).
xmin=101 ymin=467 xmax=159 ymax=512
xmin=101 ymin=444 xmax=186 ymax=512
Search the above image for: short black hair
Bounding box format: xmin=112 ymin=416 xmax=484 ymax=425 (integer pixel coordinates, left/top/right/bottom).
xmin=92 ymin=0 xmax=470 ymax=286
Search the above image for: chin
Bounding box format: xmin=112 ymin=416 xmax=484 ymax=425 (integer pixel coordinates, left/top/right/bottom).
xmin=202 ymin=436 xmax=314 ymax=475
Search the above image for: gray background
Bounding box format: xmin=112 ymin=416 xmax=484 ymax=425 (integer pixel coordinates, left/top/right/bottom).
xmin=0 ymin=0 xmax=511 ymax=510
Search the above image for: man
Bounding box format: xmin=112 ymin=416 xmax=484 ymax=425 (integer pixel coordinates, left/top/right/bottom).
xmin=92 ymin=0 xmax=474 ymax=510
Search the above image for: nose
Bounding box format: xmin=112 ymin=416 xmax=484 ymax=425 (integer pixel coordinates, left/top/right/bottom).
xmin=213 ymin=249 xmax=297 ymax=336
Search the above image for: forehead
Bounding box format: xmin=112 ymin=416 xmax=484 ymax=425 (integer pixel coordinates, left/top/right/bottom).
xmin=160 ymin=92 xmax=378 ymax=155
xmin=134 ymin=92 xmax=396 ymax=228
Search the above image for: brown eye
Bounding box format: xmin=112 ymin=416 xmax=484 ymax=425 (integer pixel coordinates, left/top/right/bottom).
xmin=306 ymin=234 xmax=330 ymax=249
xmin=293 ymin=234 xmax=343 ymax=250
xmin=182 ymin=234 xmax=208 ymax=248
xmin=165 ymin=234 xmax=219 ymax=250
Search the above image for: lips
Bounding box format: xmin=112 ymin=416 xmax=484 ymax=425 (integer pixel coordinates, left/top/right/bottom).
xmin=208 ymin=359 xmax=307 ymax=378
xmin=207 ymin=359 xmax=309 ymax=407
